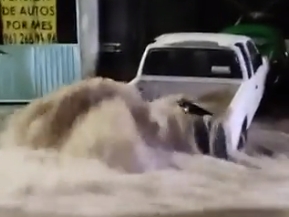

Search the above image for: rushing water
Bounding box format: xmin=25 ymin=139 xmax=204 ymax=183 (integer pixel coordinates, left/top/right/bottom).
xmin=0 ymin=103 xmax=289 ymax=217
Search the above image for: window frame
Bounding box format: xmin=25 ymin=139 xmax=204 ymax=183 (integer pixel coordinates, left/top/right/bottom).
xmin=246 ymin=40 xmax=262 ymax=72
xmin=235 ymin=42 xmax=253 ymax=78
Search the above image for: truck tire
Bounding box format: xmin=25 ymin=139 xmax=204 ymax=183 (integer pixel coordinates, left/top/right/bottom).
xmin=193 ymin=116 xmax=211 ymax=155
xmin=211 ymin=123 xmax=228 ymax=160
xmin=237 ymin=121 xmax=248 ymax=150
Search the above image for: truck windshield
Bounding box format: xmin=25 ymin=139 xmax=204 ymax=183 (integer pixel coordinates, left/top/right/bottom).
xmin=142 ymin=48 xmax=242 ymax=79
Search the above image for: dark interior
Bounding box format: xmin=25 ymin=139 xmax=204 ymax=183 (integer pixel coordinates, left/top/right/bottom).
xmin=142 ymin=48 xmax=243 ymax=79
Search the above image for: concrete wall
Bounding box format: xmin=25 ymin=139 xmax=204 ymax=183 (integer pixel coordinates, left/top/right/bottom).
xmin=78 ymin=0 xmax=99 ymax=78
xmin=285 ymin=40 xmax=289 ymax=51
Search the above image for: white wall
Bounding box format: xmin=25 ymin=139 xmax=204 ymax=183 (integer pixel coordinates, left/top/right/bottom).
xmin=78 ymin=0 xmax=99 ymax=78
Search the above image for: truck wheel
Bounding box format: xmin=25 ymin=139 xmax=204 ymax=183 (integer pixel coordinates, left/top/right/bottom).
xmin=237 ymin=124 xmax=248 ymax=151
xmin=193 ymin=116 xmax=211 ymax=155
xmin=211 ymin=123 xmax=228 ymax=160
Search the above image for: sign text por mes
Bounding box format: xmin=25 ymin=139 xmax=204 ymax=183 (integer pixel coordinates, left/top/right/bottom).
xmin=1 ymin=0 xmax=57 ymax=44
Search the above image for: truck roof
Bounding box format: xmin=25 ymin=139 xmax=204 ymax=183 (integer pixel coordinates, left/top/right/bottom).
xmin=153 ymin=33 xmax=250 ymax=48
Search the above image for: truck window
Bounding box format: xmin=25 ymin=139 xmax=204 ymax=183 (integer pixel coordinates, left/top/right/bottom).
xmin=235 ymin=43 xmax=252 ymax=78
xmin=246 ymin=41 xmax=262 ymax=72
xmin=142 ymin=48 xmax=242 ymax=79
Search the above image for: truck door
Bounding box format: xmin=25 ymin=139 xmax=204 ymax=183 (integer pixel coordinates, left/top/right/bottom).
xmin=246 ymin=41 xmax=266 ymax=108
xmin=235 ymin=42 xmax=256 ymax=125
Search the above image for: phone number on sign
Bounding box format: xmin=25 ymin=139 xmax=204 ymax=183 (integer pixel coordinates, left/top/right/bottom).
xmin=3 ymin=33 xmax=57 ymax=44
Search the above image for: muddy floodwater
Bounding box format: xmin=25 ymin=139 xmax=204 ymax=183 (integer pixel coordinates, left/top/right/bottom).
xmin=0 ymin=104 xmax=289 ymax=217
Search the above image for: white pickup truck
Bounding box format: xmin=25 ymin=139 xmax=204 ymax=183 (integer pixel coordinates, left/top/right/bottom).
xmin=129 ymin=33 xmax=269 ymax=159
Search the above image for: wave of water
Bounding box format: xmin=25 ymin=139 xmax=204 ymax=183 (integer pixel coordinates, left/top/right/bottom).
xmin=0 ymin=106 xmax=289 ymax=217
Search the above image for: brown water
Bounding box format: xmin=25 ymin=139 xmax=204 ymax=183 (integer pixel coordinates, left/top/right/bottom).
xmin=0 ymin=107 xmax=289 ymax=217
xmin=0 ymin=146 xmax=289 ymax=217
xmin=0 ymin=90 xmax=289 ymax=217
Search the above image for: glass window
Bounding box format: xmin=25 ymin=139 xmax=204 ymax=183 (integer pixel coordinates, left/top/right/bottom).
xmin=246 ymin=41 xmax=262 ymax=72
xmin=142 ymin=47 xmax=242 ymax=79
xmin=235 ymin=42 xmax=252 ymax=78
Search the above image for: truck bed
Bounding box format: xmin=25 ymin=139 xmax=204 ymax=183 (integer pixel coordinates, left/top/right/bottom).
xmin=196 ymin=87 xmax=238 ymax=115
xmin=135 ymin=77 xmax=240 ymax=115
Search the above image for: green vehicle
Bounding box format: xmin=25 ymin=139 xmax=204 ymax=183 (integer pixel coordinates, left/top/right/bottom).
xmin=221 ymin=0 xmax=289 ymax=87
